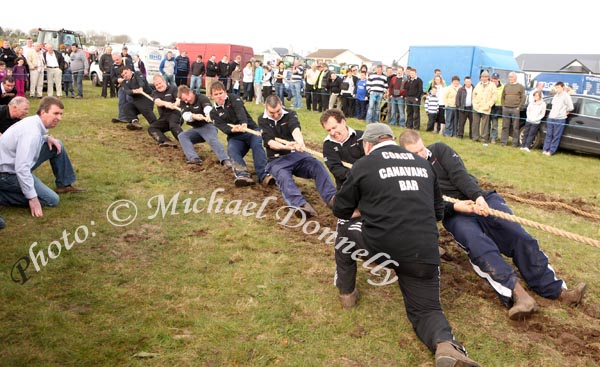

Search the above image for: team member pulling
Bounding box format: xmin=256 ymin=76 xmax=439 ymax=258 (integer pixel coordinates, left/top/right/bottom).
xmin=332 ymin=123 xmax=480 ymax=367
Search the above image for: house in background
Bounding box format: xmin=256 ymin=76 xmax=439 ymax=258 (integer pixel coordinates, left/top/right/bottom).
xmin=304 ymin=49 xmax=373 ymax=69
xmin=516 ymin=54 xmax=600 ymax=92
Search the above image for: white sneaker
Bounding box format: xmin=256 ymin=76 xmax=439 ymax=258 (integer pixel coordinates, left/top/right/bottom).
xmin=523 ymin=148 xmax=530 ymax=152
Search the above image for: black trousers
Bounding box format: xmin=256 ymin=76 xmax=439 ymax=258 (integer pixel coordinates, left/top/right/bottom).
xmin=457 ymin=106 xmax=473 ymax=139
xmin=148 ymin=112 xmax=183 ymax=143
xmin=123 ymin=98 xmax=157 ymax=124
xmin=406 ymin=97 xmax=421 ymax=130
xmin=101 ymin=73 xmax=115 ymax=97
xmin=305 ymin=84 xmax=314 ymax=110
xmin=334 ymin=218 xmax=456 ymax=353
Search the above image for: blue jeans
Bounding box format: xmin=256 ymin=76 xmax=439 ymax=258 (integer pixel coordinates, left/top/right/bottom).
xmin=389 ymin=96 xmax=406 ymax=127
xmin=179 ymin=125 xmax=229 ymax=162
xmin=543 ymin=118 xmax=566 ymax=154
xmin=291 ymin=81 xmax=303 ymax=108
xmin=73 ymin=70 xmax=84 ymax=97
xmin=0 ymin=140 xmax=77 ymax=207
xmin=366 ymin=92 xmax=383 ymax=123
xmin=190 ymin=75 xmax=202 ymax=94
xmin=164 ymin=74 xmax=176 ymax=87
xmin=227 ymin=132 xmax=268 ymax=182
xmin=117 ymin=87 xmax=133 ymax=121
xmin=275 ymin=83 xmax=286 ymax=105
xmin=444 ymin=107 xmax=457 ymax=136
xmin=266 ymin=152 xmax=336 ymax=207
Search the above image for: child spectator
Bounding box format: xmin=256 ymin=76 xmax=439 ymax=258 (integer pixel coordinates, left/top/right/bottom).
xmin=63 ymin=62 xmax=74 ymax=98
xmin=354 ymin=71 xmax=368 ymax=120
xmin=12 ymin=57 xmax=27 ymax=97
xmin=520 ymin=90 xmax=547 ymax=152
xmin=261 ymin=65 xmax=273 ymax=99
xmin=0 ymin=61 xmax=7 ymax=83
xmin=231 ymin=64 xmax=242 ymax=96
xmin=425 ymin=86 xmax=439 ymax=132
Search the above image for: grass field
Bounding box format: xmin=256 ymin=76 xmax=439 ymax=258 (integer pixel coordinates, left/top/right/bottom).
xmin=1 ymin=81 xmax=599 ymax=367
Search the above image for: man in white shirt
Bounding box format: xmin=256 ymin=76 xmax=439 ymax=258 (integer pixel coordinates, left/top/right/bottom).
xmin=43 ymin=44 xmax=65 ymax=97
xmin=0 ymin=97 xmax=84 ymax=218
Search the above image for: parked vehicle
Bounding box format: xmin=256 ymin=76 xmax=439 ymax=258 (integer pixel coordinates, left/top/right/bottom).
xmin=89 ymin=44 xmax=179 ymax=86
xmin=407 ymin=45 xmax=526 ymax=87
xmin=34 ymin=28 xmax=84 ymax=51
xmin=520 ymin=94 xmax=600 ymax=155
xmin=175 ymin=43 xmax=254 ymax=87
xmin=528 ymin=72 xmax=600 ymax=97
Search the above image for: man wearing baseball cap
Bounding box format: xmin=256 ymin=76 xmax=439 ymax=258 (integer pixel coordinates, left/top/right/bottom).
xmin=332 ymin=123 xmax=480 ymax=367
xmin=471 ymin=70 xmax=498 ymax=143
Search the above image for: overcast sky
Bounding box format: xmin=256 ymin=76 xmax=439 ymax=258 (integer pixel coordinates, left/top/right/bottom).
xmin=3 ymin=0 xmax=599 ymax=65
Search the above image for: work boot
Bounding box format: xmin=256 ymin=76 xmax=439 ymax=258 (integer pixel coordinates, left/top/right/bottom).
xmin=508 ymin=285 xmax=539 ymax=320
xmin=261 ymin=174 xmax=276 ymax=186
xmin=187 ymin=158 xmax=203 ymax=165
xmin=127 ymin=119 xmax=143 ymax=130
xmin=159 ymin=140 xmax=177 ymax=148
xmin=339 ymin=289 xmax=359 ymax=309
xmin=435 ymin=341 xmax=480 ymax=367
xmin=294 ymin=202 xmax=318 ymax=218
xmin=559 ymin=282 xmax=587 ymax=307
xmin=221 ymin=159 xmax=233 ymax=168
xmin=233 ymin=166 xmax=255 ymax=187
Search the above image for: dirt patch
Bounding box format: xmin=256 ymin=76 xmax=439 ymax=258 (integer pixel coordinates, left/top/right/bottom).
xmin=112 ymin=125 xmax=600 ymax=363
xmin=479 ymin=179 xmax=600 ymax=221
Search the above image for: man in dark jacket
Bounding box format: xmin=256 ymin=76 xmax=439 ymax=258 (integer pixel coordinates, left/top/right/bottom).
xmin=110 ymin=54 xmax=135 ymax=123
xmin=178 ymin=85 xmax=231 ymax=167
xmin=399 ymin=130 xmax=587 ymax=321
xmin=404 ymin=68 xmax=423 ymax=129
xmin=332 ymin=123 xmax=480 ymax=367
xmin=0 ymin=40 xmax=17 ymax=68
xmin=258 ymin=95 xmax=336 ymax=218
xmin=217 ymin=55 xmax=231 ymax=91
xmin=210 ymin=81 xmax=271 ymax=187
xmin=175 ymin=50 xmax=190 ymax=86
xmin=455 ymin=76 xmax=474 ymax=139
xmin=119 ymin=66 xmax=157 ymax=130
xmin=205 ymin=55 xmax=219 ymax=96
xmin=99 ymin=46 xmax=115 ymax=98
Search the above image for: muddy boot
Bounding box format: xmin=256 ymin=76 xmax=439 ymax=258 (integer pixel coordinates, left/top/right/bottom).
xmin=435 ymin=341 xmax=480 ymax=367
xmin=294 ymin=202 xmax=318 ymax=218
xmin=559 ymin=282 xmax=587 ymax=307
xmin=508 ymin=283 xmax=539 ymax=320
xmin=339 ymin=289 xmax=359 ymax=309
xmin=232 ymin=163 xmax=255 ymax=187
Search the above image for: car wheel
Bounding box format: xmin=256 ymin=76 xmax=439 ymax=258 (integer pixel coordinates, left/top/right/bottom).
xmin=519 ymin=125 xmax=544 ymax=149
xmin=91 ymin=72 xmax=99 ymax=87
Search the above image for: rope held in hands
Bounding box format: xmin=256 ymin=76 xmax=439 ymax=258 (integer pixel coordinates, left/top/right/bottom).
xmin=230 ymin=124 xmax=600 ymax=248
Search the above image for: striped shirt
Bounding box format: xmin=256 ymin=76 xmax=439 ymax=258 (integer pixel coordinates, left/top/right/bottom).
xmin=425 ymin=95 xmax=439 ymax=114
xmin=291 ymin=66 xmax=304 ymax=82
xmin=366 ymin=73 xmax=388 ymax=94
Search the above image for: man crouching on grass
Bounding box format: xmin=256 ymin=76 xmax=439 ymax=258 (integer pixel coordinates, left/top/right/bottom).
xmin=332 ymin=123 xmax=480 ymax=367
xmin=0 ymin=96 xmax=85 ymax=219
